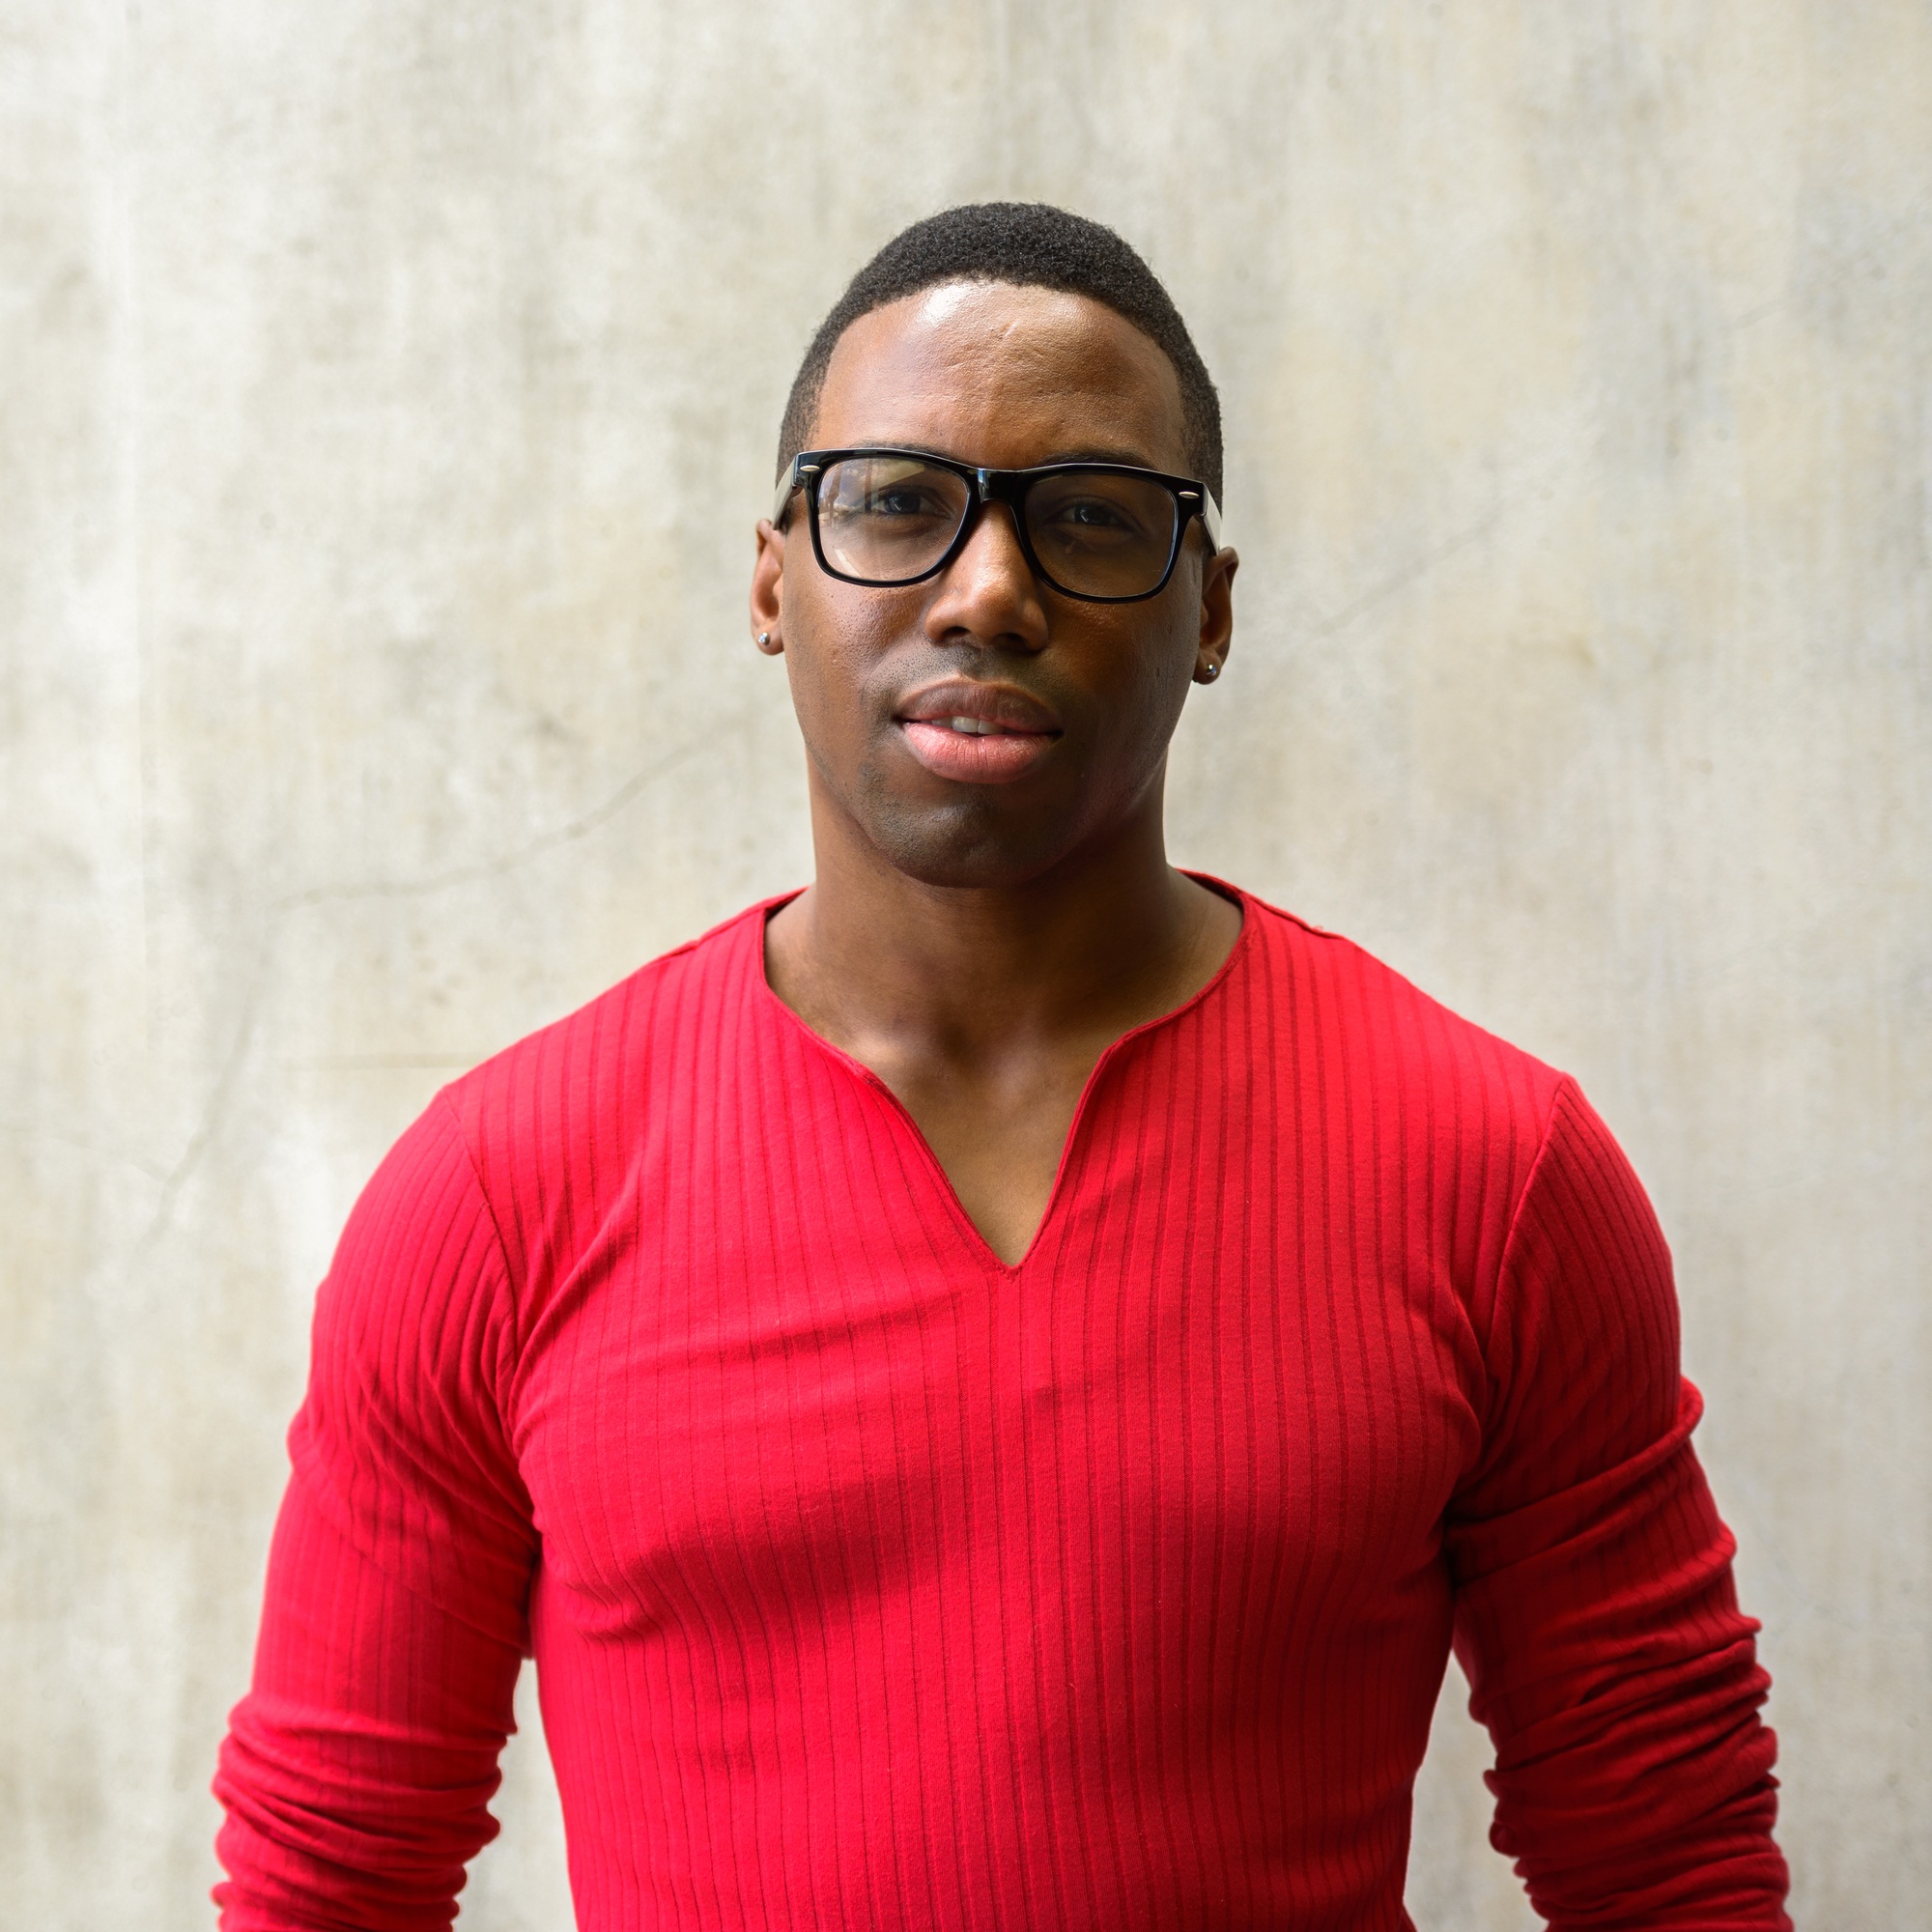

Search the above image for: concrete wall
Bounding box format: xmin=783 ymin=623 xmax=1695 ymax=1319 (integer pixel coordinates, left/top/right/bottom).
xmin=5 ymin=4 xmax=1927 ymax=1925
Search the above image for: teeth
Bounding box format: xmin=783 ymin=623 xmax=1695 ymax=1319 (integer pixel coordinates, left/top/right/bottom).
xmin=947 ymin=716 xmax=1001 ymax=735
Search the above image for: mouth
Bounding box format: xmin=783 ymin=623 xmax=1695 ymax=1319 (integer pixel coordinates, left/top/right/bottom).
xmin=894 ymin=680 xmax=1063 ymax=785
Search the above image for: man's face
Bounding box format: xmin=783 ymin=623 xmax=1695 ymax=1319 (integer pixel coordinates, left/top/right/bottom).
xmin=751 ymin=280 xmax=1236 ymax=890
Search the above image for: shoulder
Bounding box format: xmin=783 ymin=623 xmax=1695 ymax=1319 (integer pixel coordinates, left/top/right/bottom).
xmin=1214 ymin=883 xmax=1625 ymax=1341
xmin=437 ymin=895 xmax=779 ymax=1185
xmin=298 ymin=896 xmax=786 ymax=1476
xmin=1226 ymin=884 xmax=1570 ymax=1141
xmin=419 ymin=895 xmax=787 ymax=1300
xmin=1224 ymin=892 xmax=1681 ymax=1404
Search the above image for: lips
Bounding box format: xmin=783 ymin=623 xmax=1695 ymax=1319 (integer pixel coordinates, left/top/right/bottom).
xmin=895 ymin=680 xmax=1062 ymax=784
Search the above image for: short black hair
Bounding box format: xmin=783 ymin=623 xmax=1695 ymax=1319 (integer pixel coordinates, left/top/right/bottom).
xmin=776 ymin=202 xmax=1223 ymax=504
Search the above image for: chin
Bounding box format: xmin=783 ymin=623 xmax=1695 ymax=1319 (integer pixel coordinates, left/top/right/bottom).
xmin=861 ymin=792 xmax=1083 ymax=891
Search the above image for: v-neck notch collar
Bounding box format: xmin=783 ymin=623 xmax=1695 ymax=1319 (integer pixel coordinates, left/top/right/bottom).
xmin=748 ymin=875 xmax=1255 ymax=1276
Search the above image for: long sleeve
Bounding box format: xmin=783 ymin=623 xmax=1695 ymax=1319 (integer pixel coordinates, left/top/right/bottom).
xmin=1446 ymin=1078 xmax=1790 ymax=1929
xmin=213 ymin=1094 xmax=540 ymax=1930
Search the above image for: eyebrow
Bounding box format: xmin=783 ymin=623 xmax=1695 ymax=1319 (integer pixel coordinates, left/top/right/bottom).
xmin=844 ymin=440 xmax=1166 ymax=470
xmin=1037 ymin=444 xmax=1162 ymax=469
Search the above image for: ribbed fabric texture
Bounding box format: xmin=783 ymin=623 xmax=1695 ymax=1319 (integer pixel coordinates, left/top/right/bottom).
xmin=213 ymin=885 xmax=1789 ymax=1930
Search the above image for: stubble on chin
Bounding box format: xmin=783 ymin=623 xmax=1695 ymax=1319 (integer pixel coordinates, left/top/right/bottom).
xmin=841 ymin=749 xmax=1085 ymax=891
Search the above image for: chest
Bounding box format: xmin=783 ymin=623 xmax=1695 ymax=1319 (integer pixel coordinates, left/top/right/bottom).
xmin=506 ymin=1049 xmax=1489 ymax=1646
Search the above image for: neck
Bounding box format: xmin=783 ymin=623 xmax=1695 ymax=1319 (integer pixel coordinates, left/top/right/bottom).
xmin=772 ymin=772 xmax=1217 ymax=1059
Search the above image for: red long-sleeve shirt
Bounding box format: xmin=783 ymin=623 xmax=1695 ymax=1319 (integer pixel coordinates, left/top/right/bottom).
xmin=213 ymin=884 xmax=1789 ymax=1929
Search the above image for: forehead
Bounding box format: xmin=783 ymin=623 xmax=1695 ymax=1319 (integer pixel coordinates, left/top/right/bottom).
xmin=812 ymin=280 xmax=1190 ymax=470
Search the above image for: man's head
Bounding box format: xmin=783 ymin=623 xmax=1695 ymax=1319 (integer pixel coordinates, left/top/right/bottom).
xmin=751 ymin=203 xmax=1236 ymax=893
xmin=775 ymin=203 xmax=1224 ymax=505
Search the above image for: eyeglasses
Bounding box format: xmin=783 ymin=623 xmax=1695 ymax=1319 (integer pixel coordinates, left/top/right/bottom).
xmin=772 ymin=447 xmax=1223 ymax=605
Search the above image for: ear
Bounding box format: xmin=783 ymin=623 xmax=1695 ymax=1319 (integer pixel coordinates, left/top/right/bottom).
xmin=1193 ymin=544 xmax=1237 ymax=683
xmin=750 ymin=518 xmax=787 ymax=653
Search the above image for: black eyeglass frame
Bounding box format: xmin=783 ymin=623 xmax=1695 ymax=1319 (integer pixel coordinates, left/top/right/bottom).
xmin=772 ymin=447 xmax=1225 ymax=605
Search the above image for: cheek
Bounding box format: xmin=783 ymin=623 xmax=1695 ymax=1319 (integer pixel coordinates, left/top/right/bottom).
xmin=780 ymin=589 xmax=898 ymax=758
xmin=1092 ymin=610 xmax=1197 ymax=753
xmin=781 ymin=642 xmax=857 ymax=767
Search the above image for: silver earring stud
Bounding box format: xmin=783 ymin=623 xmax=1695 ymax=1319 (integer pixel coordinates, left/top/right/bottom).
xmin=1202 ymin=662 xmax=1220 ymax=681
xmin=756 ymin=631 xmax=771 ymax=647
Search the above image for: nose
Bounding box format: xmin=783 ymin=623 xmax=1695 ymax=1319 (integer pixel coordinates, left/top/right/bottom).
xmin=922 ymin=495 xmax=1050 ymax=653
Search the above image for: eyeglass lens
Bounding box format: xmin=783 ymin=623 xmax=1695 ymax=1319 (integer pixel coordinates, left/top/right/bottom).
xmin=814 ymin=457 xmax=1181 ymax=599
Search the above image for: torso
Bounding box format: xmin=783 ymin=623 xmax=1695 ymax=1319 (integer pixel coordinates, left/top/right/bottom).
xmin=440 ymin=888 xmax=1571 ymax=1927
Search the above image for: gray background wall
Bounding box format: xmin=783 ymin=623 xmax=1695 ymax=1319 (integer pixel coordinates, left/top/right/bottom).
xmin=5 ymin=3 xmax=1927 ymax=1925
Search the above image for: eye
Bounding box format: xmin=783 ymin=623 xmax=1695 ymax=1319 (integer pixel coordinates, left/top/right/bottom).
xmin=864 ymin=483 xmax=948 ymax=518
xmin=821 ymin=460 xmax=962 ymax=524
xmin=1049 ymin=496 xmax=1136 ymax=530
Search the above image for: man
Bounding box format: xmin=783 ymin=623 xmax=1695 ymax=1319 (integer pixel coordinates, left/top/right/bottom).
xmin=213 ymin=203 xmax=1789 ymax=1929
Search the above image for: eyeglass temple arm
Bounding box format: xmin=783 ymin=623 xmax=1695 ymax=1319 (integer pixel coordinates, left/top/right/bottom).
xmin=1190 ymin=488 xmax=1223 ymax=551
xmin=772 ymin=458 xmax=816 ymax=527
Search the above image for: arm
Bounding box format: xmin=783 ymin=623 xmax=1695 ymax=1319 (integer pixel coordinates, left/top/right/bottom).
xmin=1446 ymin=1079 xmax=1790 ymax=1930
xmin=213 ymin=1094 xmax=539 ymax=1931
